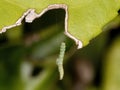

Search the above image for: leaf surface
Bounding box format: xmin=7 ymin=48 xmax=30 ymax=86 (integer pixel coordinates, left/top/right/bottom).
xmin=0 ymin=0 xmax=120 ymax=47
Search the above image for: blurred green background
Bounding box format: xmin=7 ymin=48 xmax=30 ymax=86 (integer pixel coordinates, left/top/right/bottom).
xmin=0 ymin=9 xmax=120 ymax=90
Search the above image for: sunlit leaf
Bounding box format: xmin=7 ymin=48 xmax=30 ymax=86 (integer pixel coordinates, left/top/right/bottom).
xmin=0 ymin=0 xmax=120 ymax=47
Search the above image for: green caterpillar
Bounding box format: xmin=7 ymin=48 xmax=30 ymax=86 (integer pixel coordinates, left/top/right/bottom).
xmin=56 ymin=42 xmax=66 ymax=80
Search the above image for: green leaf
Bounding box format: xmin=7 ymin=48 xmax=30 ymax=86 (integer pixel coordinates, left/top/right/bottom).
xmin=102 ymin=36 xmax=120 ymax=90
xmin=0 ymin=45 xmax=25 ymax=90
xmin=0 ymin=0 xmax=120 ymax=48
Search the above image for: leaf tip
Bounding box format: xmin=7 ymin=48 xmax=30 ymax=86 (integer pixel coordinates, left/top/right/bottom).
xmin=77 ymin=40 xmax=83 ymax=49
xmin=64 ymin=31 xmax=83 ymax=49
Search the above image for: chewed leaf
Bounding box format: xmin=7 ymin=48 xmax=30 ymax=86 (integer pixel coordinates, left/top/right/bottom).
xmin=0 ymin=0 xmax=120 ymax=48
